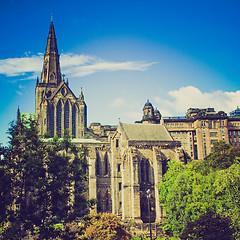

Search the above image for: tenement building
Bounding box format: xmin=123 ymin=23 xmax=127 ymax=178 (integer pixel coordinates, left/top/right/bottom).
xmin=162 ymin=107 xmax=240 ymax=159
xmin=34 ymin=21 xmax=184 ymax=224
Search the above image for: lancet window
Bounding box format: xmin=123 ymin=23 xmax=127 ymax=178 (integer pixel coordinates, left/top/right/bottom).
xmin=64 ymin=101 xmax=70 ymax=131
xmin=56 ymin=101 xmax=62 ymax=137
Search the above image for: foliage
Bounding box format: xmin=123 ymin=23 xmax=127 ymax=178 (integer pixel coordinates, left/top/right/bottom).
xmin=205 ymin=140 xmax=240 ymax=169
xmin=0 ymin=116 xmax=91 ymax=239
xmin=78 ymin=212 xmax=132 ymax=240
xmin=181 ymin=211 xmax=234 ymax=240
xmin=159 ymin=141 xmax=240 ymax=238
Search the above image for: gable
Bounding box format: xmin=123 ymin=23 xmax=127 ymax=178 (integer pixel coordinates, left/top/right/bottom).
xmin=49 ymin=82 xmax=77 ymax=101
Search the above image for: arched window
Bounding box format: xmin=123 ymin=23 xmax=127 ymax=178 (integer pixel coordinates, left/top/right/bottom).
xmin=105 ymin=190 xmax=109 ymax=212
xmin=97 ymin=191 xmax=102 ymax=213
xmin=104 ymin=153 xmax=109 ymax=175
xmin=50 ymin=72 xmax=55 ymax=81
xmin=47 ymin=103 xmax=54 ymax=137
xmin=56 ymin=101 xmax=62 ymax=137
xmin=95 ymin=152 xmax=101 ymax=176
xmin=140 ymin=159 xmax=150 ymax=183
xmin=64 ymin=101 xmax=70 ymax=131
xmin=72 ymin=105 xmax=76 ymax=138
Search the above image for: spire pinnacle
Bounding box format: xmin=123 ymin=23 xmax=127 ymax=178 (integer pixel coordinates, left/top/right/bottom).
xmin=51 ymin=13 xmax=53 ymax=22
xmin=40 ymin=21 xmax=62 ymax=85
xmin=79 ymin=87 xmax=84 ymax=101
xmin=17 ymin=106 xmax=21 ymax=124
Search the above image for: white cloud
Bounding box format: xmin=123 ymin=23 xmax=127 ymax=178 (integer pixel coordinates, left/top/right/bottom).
xmin=154 ymin=86 xmax=240 ymax=116
xmin=0 ymin=55 xmax=42 ymax=77
xmin=0 ymin=53 xmax=157 ymax=80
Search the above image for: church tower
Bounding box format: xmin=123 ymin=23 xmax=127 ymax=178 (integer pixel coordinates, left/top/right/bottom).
xmin=35 ymin=21 xmax=87 ymax=138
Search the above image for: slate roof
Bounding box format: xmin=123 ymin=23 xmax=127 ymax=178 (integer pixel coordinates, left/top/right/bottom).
xmin=119 ymin=123 xmax=173 ymax=141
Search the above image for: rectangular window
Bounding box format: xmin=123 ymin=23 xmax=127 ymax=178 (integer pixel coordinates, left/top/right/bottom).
xmin=119 ymin=182 xmax=122 ymax=191
xmin=222 ymin=129 xmax=224 ymax=133
xmin=210 ymin=132 xmax=218 ymax=137
xmin=118 ymin=164 xmax=121 ymax=172
xmin=223 ymin=136 xmax=225 ymax=140
xmin=116 ymin=139 xmax=119 ymax=148
xmin=234 ymin=131 xmax=236 ymax=135
xmin=209 ymin=121 xmax=212 ymax=129
xmin=234 ymin=138 xmax=237 ymax=142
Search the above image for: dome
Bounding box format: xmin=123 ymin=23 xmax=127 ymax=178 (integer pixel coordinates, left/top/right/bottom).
xmin=144 ymin=99 xmax=153 ymax=108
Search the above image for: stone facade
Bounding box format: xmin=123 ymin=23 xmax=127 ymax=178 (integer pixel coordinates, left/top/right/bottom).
xmin=34 ymin=22 xmax=184 ymax=224
xmin=162 ymin=107 xmax=240 ymax=159
xmin=35 ymin=22 xmax=87 ymax=138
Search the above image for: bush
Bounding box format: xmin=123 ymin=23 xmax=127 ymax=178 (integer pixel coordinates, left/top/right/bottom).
xmin=78 ymin=212 xmax=132 ymax=240
xmin=181 ymin=211 xmax=234 ymax=240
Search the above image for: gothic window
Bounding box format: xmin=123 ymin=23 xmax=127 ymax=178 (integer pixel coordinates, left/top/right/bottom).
xmin=140 ymin=159 xmax=150 ymax=183
xmin=104 ymin=153 xmax=109 ymax=175
xmin=50 ymin=72 xmax=55 ymax=82
xmin=72 ymin=105 xmax=76 ymax=138
xmin=56 ymin=101 xmax=62 ymax=137
xmin=105 ymin=191 xmax=109 ymax=212
xmin=64 ymin=101 xmax=70 ymax=131
xmin=145 ymin=160 xmax=150 ymax=182
xmin=97 ymin=191 xmax=102 ymax=213
xmin=47 ymin=103 xmax=54 ymax=137
xmin=95 ymin=152 xmax=101 ymax=176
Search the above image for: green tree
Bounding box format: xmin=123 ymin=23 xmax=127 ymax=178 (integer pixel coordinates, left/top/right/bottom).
xmin=214 ymin=161 xmax=240 ymax=236
xmin=0 ymin=116 xmax=91 ymax=239
xmin=181 ymin=211 xmax=234 ymax=240
xmin=205 ymin=141 xmax=240 ymax=169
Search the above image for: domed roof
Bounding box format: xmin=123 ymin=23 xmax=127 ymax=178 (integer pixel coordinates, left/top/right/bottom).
xmin=144 ymin=99 xmax=153 ymax=108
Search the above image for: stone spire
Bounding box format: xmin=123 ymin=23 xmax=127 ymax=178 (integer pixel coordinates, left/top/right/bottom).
xmin=17 ymin=106 xmax=21 ymax=125
xmin=40 ymin=21 xmax=62 ymax=85
xmin=79 ymin=87 xmax=84 ymax=101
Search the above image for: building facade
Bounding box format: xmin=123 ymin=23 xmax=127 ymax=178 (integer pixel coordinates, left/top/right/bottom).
xmin=34 ymin=21 xmax=184 ymax=224
xmin=162 ymin=107 xmax=240 ymax=159
xmin=35 ymin=22 xmax=87 ymax=138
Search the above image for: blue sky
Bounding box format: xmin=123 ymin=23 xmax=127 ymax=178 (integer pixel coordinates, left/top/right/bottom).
xmin=0 ymin=0 xmax=240 ymax=145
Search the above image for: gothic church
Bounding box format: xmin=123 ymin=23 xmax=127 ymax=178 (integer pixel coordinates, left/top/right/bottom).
xmin=35 ymin=21 xmax=184 ymax=224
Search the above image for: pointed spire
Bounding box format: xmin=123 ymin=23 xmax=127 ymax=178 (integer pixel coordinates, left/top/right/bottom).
xmin=79 ymin=87 xmax=84 ymax=101
xmin=17 ymin=106 xmax=21 ymax=125
xmin=40 ymin=21 xmax=62 ymax=85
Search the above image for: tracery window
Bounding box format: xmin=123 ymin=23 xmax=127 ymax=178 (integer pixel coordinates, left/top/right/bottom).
xmin=140 ymin=159 xmax=150 ymax=183
xmin=64 ymin=101 xmax=70 ymax=131
xmin=56 ymin=101 xmax=62 ymax=137
xmin=72 ymin=105 xmax=76 ymax=138
xmin=47 ymin=103 xmax=54 ymax=137
xmin=104 ymin=153 xmax=109 ymax=175
xmin=95 ymin=152 xmax=101 ymax=176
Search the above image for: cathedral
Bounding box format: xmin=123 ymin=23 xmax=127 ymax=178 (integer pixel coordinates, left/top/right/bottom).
xmin=35 ymin=22 xmax=87 ymax=139
xmin=35 ymin=21 xmax=184 ymax=224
